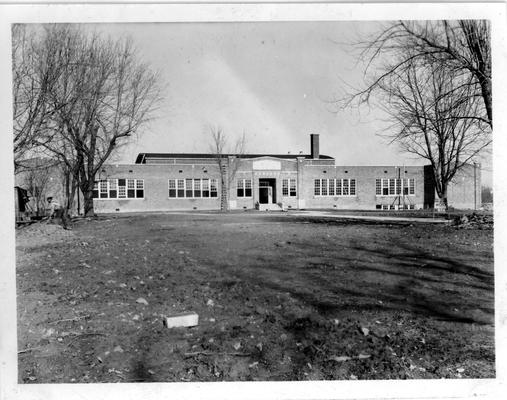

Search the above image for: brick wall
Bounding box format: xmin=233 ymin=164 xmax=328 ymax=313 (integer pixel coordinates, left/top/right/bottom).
xmin=94 ymin=159 xmax=480 ymax=213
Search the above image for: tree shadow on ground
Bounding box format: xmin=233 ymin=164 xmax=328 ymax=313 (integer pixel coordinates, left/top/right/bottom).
xmin=218 ymin=237 xmax=494 ymax=326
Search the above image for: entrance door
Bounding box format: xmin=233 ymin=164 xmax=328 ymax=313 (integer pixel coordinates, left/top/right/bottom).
xmin=259 ymin=179 xmax=276 ymax=204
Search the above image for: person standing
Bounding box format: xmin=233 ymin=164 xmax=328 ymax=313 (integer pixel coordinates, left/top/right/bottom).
xmin=46 ymin=196 xmax=69 ymax=229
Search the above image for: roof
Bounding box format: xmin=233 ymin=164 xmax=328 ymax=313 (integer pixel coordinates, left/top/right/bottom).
xmin=135 ymin=153 xmax=334 ymax=163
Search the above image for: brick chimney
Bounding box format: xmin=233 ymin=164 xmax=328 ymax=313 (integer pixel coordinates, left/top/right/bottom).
xmin=310 ymin=134 xmax=319 ymax=159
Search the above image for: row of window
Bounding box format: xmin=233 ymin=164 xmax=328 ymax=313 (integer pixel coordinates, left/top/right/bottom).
xmin=93 ymin=179 xmax=144 ymax=199
xmin=314 ymin=179 xmax=357 ymax=196
xmin=375 ymin=178 xmax=415 ymax=196
xmin=168 ymin=178 xmax=218 ymax=198
xmin=93 ymin=177 xmax=416 ymax=200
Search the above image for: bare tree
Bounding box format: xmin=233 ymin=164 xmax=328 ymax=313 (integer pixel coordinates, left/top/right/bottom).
xmin=377 ymin=62 xmax=491 ymax=208
xmin=344 ymin=20 xmax=492 ymax=127
xmin=209 ymin=126 xmax=246 ymax=211
xmin=30 ymin=25 xmax=162 ymax=216
xmin=12 ymin=25 xmax=60 ymax=169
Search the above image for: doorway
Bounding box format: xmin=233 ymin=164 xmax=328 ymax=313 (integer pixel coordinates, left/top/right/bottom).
xmin=259 ymin=178 xmax=276 ymax=204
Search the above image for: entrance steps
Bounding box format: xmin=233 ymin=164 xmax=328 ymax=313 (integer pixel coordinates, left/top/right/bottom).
xmin=258 ymin=203 xmax=282 ymax=212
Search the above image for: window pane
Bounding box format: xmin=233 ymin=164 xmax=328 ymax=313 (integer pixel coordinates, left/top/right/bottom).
xmin=314 ymin=179 xmax=320 ymax=196
xmin=343 ymin=179 xmax=349 ymax=195
xmin=336 ymin=179 xmax=342 ymax=196
xmin=100 ymin=180 xmax=108 ymax=198
xmin=109 ymin=190 xmax=118 ymax=198
xmin=321 ymin=179 xmax=327 ymax=196
xmin=350 ymin=179 xmax=356 ymax=195
xmin=282 ymin=179 xmax=288 ymax=196
xmin=127 ymin=179 xmax=135 ymax=189
xmin=237 ymin=179 xmax=244 ymax=197
xmin=136 ymin=180 xmax=144 ymax=189
xmin=177 ymin=179 xmax=185 ymax=198
xmin=194 ymin=179 xmax=201 ymax=197
xmin=127 ymin=189 xmax=135 ymax=198
xmin=210 ymin=179 xmax=218 ymax=197
xmin=202 ymin=179 xmax=210 ymax=197
xmin=290 ymin=179 xmax=297 ymax=197
xmin=389 ymin=179 xmax=395 ymax=195
xmin=376 ymin=179 xmax=381 ymax=195
xmin=136 ymin=189 xmax=144 ymax=198
xmin=245 ymin=179 xmax=252 ymax=197
xmin=168 ymin=179 xmax=176 ymax=197
xmin=329 ymin=179 xmax=335 ymax=196
xmin=185 ymin=179 xmax=193 ymax=198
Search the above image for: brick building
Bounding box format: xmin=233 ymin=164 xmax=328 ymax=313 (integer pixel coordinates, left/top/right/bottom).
xmin=93 ymin=134 xmax=481 ymax=213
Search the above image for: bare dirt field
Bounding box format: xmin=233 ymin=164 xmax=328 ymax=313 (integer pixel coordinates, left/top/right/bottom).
xmin=16 ymin=211 xmax=494 ymax=382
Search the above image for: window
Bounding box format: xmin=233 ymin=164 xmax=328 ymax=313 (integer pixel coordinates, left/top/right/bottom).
xmin=342 ymin=179 xmax=349 ymax=196
xmin=237 ymin=179 xmax=252 ymax=198
xmin=245 ymin=179 xmax=252 ymax=197
xmin=169 ymin=179 xmax=176 ymax=198
xmin=194 ymin=179 xmax=201 ymax=198
xmin=349 ymin=179 xmax=356 ymax=195
xmin=109 ymin=179 xmax=118 ymax=198
xmin=336 ymin=179 xmax=342 ymax=196
xmin=328 ymin=179 xmax=335 ymax=196
xmin=202 ymin=179 xmax=210 ymax=197
xmin=314 ymin=178 xmax=356 ymax=197
xmin=93 ymin=179 xmax=144 ymax=199
xmin=210 ymin=179 xmax=218 ymax=197
xmin=408 ymin=178 xmax=415 ymax=195
xmin=185 ymin=179 xmax=193 ymax=198
xmin=177 ymin=179 xmax=185 ymax=197
xmin=376 ymin=178 xmax=415 ymax=196
xmin=314 ymin=179 xmax=320 ymax=196
xmin=118 ymin=179 xmax=126 ymax=198
xmin=99 ymin=180 xmax=108 ymax=198
xmin=282 ymin=178 xmax=297 ymax=197
xmin=92 ymin=181 xmax=99 ymax=199
xmin=136 ymin=179 xmax=144 ymax=198
xmin=289 ymin=179 xmax=297 ymax=197
xmin=321 ymin=179 xmax=328 ymax=196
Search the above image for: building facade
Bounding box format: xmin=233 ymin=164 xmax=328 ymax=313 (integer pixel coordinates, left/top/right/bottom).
xmin=92 ymin=135 xmax=481 ymax=213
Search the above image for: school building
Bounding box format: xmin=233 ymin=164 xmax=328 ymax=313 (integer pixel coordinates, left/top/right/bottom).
xmin=92 ymin=134 xmax=481 ymax=213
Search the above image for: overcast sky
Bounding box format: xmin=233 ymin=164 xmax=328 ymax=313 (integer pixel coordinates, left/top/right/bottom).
xmin=89 ymin=22 xmax=492 ymax=183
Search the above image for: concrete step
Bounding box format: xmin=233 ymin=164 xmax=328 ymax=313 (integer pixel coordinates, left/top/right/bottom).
xmin=258 ymin=203 xmax=282 ymax=211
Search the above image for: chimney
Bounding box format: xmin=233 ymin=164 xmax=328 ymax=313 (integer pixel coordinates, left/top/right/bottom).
xmin=310 ymin=134 xmax=320 ymax=159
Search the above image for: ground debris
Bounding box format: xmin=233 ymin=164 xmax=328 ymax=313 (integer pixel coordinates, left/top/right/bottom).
xmin=453 ymin=213 xmax=493 ymax=229
xmin=136 ymin=297 xmax=149 ymax=305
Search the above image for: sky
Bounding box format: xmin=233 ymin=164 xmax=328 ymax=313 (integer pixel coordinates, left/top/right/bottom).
xmin=88 ymin=22 xmax=492 ymax=183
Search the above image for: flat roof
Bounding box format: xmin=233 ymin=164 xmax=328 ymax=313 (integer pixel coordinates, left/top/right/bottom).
xmin=135 ymin=153 xmax=335 ymax=163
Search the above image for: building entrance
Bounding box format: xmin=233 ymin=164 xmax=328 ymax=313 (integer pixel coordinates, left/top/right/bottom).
xmin=258 ymin=178 xmax=276 ymax=204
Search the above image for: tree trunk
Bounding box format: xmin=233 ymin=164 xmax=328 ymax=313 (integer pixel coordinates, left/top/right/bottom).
xmin=436 ymin=184 xmax=449 ymax=211
xmin=81 ymin=179 xmax=95 ymax=217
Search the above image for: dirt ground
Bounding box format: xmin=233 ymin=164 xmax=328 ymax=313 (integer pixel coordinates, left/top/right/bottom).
xmin=16 ymin=211 xmax=494 ymax=382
